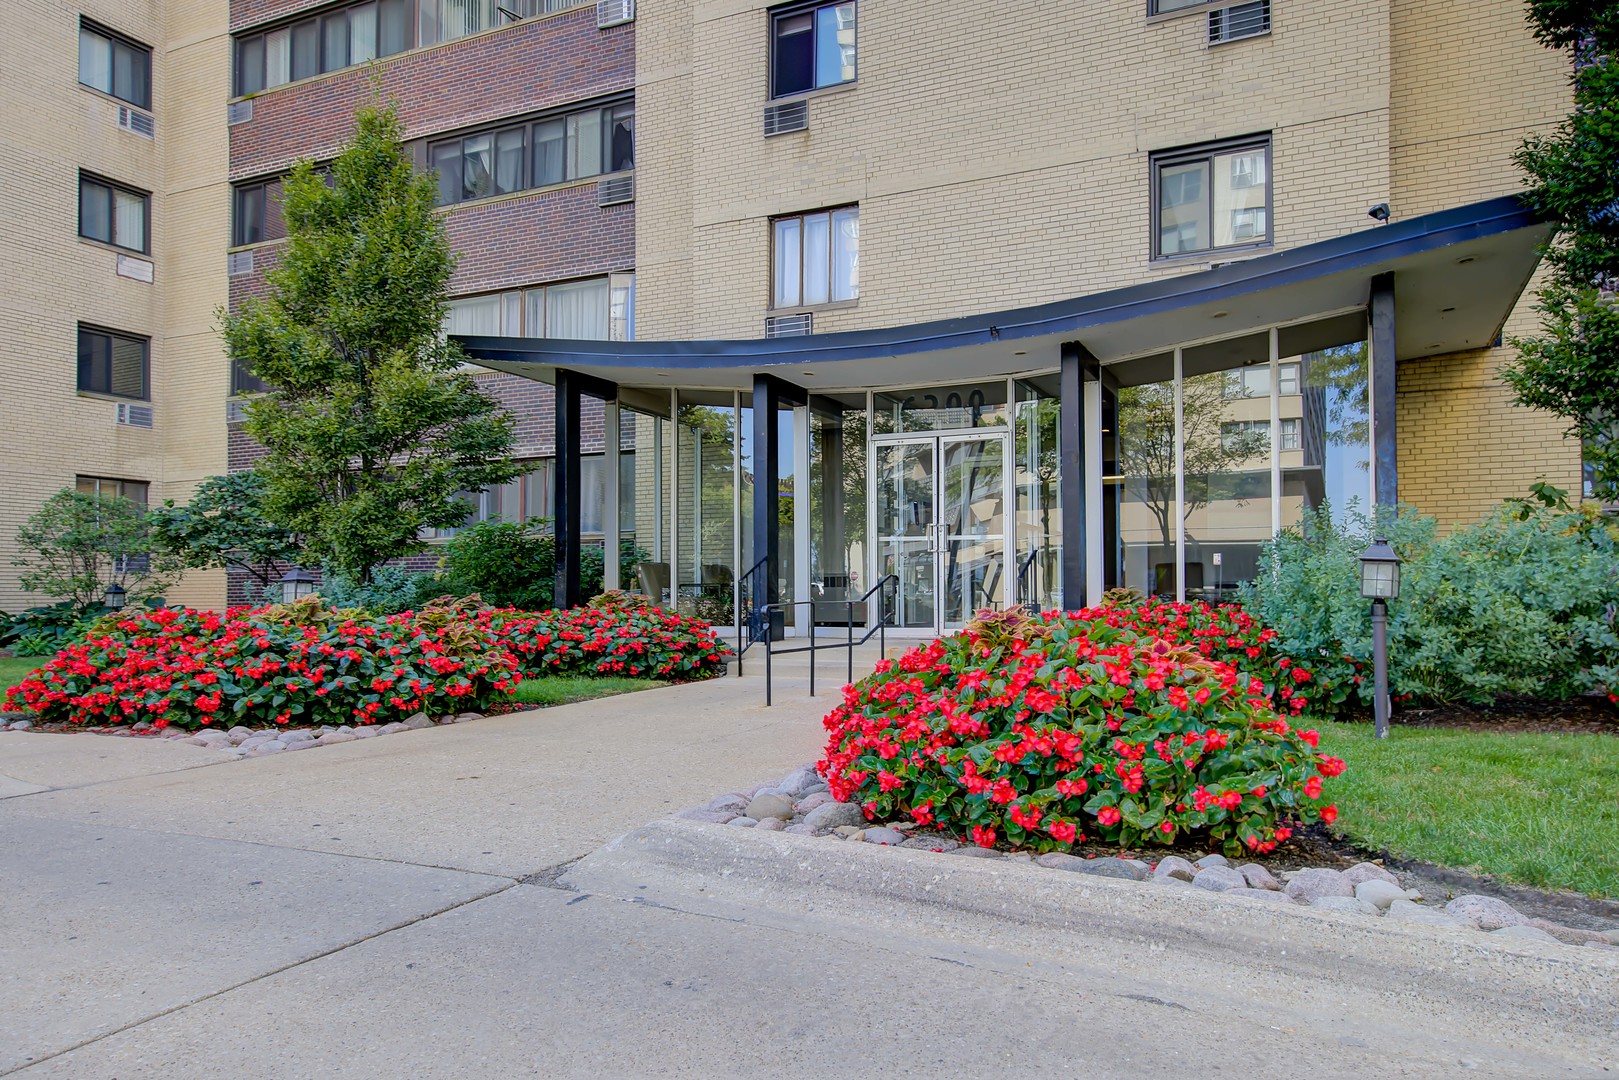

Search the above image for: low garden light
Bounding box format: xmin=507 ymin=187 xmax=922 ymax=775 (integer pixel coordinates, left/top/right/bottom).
xmin=102 ymin=583 xmax=126 ymax=611
xmin=1358 ymin=538 xmax=1401 ymax=739
xmin=279 ymin=566 xmax=318 ymax=601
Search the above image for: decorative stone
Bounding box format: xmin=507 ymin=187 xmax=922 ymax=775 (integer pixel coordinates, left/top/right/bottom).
xmin=281 ymin=729 xmax=315 ymax=743
xmin=237 ymin=736 xmax=275 ymax=752
xmin=780 ymin=765 xmax=822 ymax=797
xmin=863 ymin=827 xmax=906 ymax=846
xmin=1226 ymin=888 xmax=1297 ymax=904
xmin=782 ymin=823 xmax=819 ymax=836
xmin=375 ymin=723 xmax=410 ymax=736
xmin=745 ymin=794 xmax=795 ymax=821
xmin=803 ymin=801 xmax=866 ymax=830
xmin=1603 ymin=929 xmax=1619 ymax=945
xmin=707 ymin=794 xmax=750 ymax=814
xmin=794 ymin=792 xmax=834 ymax=814
xmin=1076 ymin=857 xmax=1149 ymax=881
xmin=315 ymin=731 xmax=357 ymax=745
xmin=831 ymin=825 xmax=863 ymax=838
xmin=1384 ymin=899 xmax=1469 ymax=929
xmin=455 ymin=712 xmax=483 ymax=722
xmin=131 ymin=720 xmax=152 ymax=732
xmin=951 ymin=846 xmax=1002 ymax=858
xmin=1152 ymin=856 xmax=1198 ymax=882
xmin=1342 ymin=862 xmax=1402 ymax=889
xmin=1236 ymin=863 xmax=1282 ymax=891
xmin=674 ymin=808 xmax=737 ymax=824
xmin=1490 ymin=924 xmax=1560 ymax=945
xmin=353 ymin=727 xmax=379 ymax=738
xmin=1284 ymin=868 xmax=1354 ymax=902
xmin=1309 ymin=895 xmax=1381 ymax=916
xmin=1353 ymin=880 xmax=1409 ymax=910
xmin=754 ymin=817 xmax=787 ymax=832
xmin=1192 ymin=866 xmax=1248 ymax=892
xmin=9 ymin=720 xmax=33 ymax=731
xmin=1444 ymin=894 xmax=1529 ymax=930
xmin=900 ymin=835 xmax=959 ymax=852
xmin=726 ymin=816 xmax=758 ymax=828
xmin=1037 ymin=853 xmax=1088 ymax=871
xmin=1194 ymin=854 xmax=1230 ymax=869
xmin=402 ymin=712 xmax=434 ymax=730
xmin=247 ymin=742 xmax=286 ymax=757
xmin=1526 ymin=919 xmax=1612 ymax=946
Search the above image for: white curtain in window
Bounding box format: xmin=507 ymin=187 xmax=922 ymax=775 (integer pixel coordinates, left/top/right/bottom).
xmin=524 ymin=460 xmax=554 ymax=521
xmin=265 ymin=28 xmax=291 ymax=87
xmin=114 ymin=189 xmax=145 ymax=251
xmin=831 ymin=207 xmax=859 ymax=301
xmin=350 ymin=3 xmax=378 ymax=62
xmin=566 ymin=111 xmax=603 ymax=180
xmin=802 ymin=212 xmax=830 ymax=306
xmin=546 ymin=278 xmax=609 ymax=340
xmin=773 ymin=218 xmax=802 ymax=308
xmin=445 ymin=295 xmax=502 ymax=335
xmin=609 ymin=273 xmax=635 ymax=341
xmin=79 ymin=30 xmax=112 ymax=91
xmin=580 ymin=456 xmax=607 ymax=534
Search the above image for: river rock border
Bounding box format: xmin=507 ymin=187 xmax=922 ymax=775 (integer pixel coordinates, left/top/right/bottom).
xmin=0 ymin=710 xmax=479 ymax=757
xmin=679 ymin=762 xmax=1619 ymax=952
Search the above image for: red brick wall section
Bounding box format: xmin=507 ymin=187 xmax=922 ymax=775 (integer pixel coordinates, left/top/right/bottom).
xmin=446 ymin=187 xmax=634 ymax=294
xmin=229 ymin=10 xmax=633 ymax=180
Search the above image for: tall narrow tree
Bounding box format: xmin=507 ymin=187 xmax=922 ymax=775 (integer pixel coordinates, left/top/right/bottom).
xmin=1505 ymin=1 xmax=1619 ymax=499
xmin=222 ymin=103 xmax=519 ymax=581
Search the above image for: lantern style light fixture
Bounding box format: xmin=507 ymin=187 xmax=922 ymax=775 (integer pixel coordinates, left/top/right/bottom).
xmin=1358 ymin=538 xmax=1402 ymax=739
xmin=279 ymin=566 xmax=318 ymax=601
xmin=102 ymin=583 xmax=127 ymax=611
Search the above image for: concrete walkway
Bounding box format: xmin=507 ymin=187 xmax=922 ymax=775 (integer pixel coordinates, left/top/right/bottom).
xmin=1 ymin=666 xmax=1614 ymax=1078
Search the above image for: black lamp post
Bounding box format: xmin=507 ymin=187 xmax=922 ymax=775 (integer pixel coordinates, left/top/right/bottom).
xmin=102 ymin=583 xmax=127 ymax=611
xmin=279 ymin=567 xmax=318 ymax=601
xmin=1358 ymin=538 xmax=1401 ymax=739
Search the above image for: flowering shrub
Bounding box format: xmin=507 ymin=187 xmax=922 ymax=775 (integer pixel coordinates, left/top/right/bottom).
xmin=3 ymin=598 xmax=518 ymax=731
xmin=2 ymin=593 xmax=730 ymax=731
xmin=819 ymin=608 xmax=1341 ymax=855
xmin=484 ymin=592 xmax=730 ymax=681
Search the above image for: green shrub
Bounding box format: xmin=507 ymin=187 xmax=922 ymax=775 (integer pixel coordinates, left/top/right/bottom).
xmin=315 ymin=564 xmax=444 ymax=614
xmin=1 ymin=603 xmax=102 ymax=656
xmin=819 ymin=609 xmax=1340 ymax=855
xmin=1240 ymin=499 xmax=1619 ymax=714
xmin=437 ymin=520 xmax=648 ymax=610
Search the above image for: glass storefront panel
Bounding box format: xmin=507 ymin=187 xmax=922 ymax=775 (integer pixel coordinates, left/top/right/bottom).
xmin=939 ymin=435 xmax=1005 ymax=624
xmin=1182 ymin=347 xmax=1273 ymax=601
xmin=1014 ymin=379 xmax=1061 ymax=610
xmin=874 ymin=380 xmax=1009 ymax=433
xmin=1283 ymin=342 xmax=1372 ymax=530
xmin=875 ymin=441 xmax=936 ymax=629
xmin=1111 ymin=377 xmax=1178 ymax=598
xmin=810 ymin=399 xmax=869 ymax=628
xmin=674 ymin=396 xmax=737 ymax=624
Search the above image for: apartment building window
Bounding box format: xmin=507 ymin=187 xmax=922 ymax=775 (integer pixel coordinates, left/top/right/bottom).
xmin=1222 ymin=361 xmax=1298 ymax=399
xmin=76 ymin=475 xmax=150 ymax=505
xmin=77 ymin=326 xmax=149 ymax=401
xmin=1148 ymin=0 xmax=1210 ymax=13
xmin=79 ymin=20 xmax=151 ymax=109
xmin=427 ymin=103 xmax=633 ymax=206
xmin=232 ymin=179 xmax=288 ymax=246
xmin=1152 ymin=135 xmax=1271 ymax=258
xmin=430 ymin=453 xmax=631 ymax=538
xmin=445 ymin=274 xmax=636 ymax=340
xmin=1279 ymin=417 xmax=1300 ymax=451
xmin=79 ymin=173 xmax=149 ymax=254
xmin=232 ymin=355 xmax=270 ymax=396
xmin=1220 ymin=419 xmax=1269 ymax=453
xmin=771 ymin=1 xmax=856 ymax=98
xmin=772 ymin=206 xmax=858 ymax=309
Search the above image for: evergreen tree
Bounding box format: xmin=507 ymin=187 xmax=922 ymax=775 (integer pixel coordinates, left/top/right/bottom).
xmin=1505 ymin=1 xmax=1619 ymax=498
xmin=222 ymin=103 xmax=519 ymax=581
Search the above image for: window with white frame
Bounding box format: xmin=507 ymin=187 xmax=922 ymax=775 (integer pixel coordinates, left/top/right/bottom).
xmin=772 ymin=206 xmax=858 ymax=309
xmin=444 ymin=273 xmax=635 ymax=340
xmin=1152 ymin=135 xmax=1271 ymax=258
xmin=1279 ymin=417 xmax=1301 ymax=450
xmin=1222 ymin=361 xmax=1298 ymax=400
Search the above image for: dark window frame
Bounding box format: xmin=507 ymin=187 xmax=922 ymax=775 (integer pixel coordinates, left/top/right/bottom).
xmin=79 ymin=19 xmax=152 ymax=110
xmin=769 ymin=0 xmax=857 ymax=100
xmin=424 ymin=97 xmax=634 ymax=208
xmin=1146 ymin=0 xmax=1214 ymax=16
xmin=78 ymin=171 xmax=151 ymax=254
xmin=1148 ymin=133 xmax=1273 ymax=261
xmin=231 ymin=354 xmax=270 ymax=396
xmin=76 ymin=324 xmax=151 ymax=402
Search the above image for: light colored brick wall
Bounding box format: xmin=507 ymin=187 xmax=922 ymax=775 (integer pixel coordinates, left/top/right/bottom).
xmin=0 ymin=0 xmax=230 ymax=612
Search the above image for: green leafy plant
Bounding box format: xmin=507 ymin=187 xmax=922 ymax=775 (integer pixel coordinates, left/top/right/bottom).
xmin=222 ymin=102 xmax=520 ymax=583
xmin=437 ymin=519 xmax=649 ymax=609
xmin=819 ymin=610 xmax=1340 ymax=856
xmin=148 ymin=472 xmax=303 ymax=591
xmin=13 ymin=489 xmax=179 ymax=608
xmin=315 ymin=564 xmax=444 ymax=614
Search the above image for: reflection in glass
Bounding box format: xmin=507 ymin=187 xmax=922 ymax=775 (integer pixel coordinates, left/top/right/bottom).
xmin=939 ymin=437 xmax=1005 ymax=626
xmin=1283 ymin=342 xmax=1372 ymax=529
xmin=675 ymin=401 xmax=737 ymax=624
xmin=1112 ymin=379 xmax=1177 ymax=597
xmin=1183 ymin=367 xmax=1271 ymax=600
xmin=876 ymin=442 xmax=935 ymax=629
xmin=1014 ymin=382 xmax=1061 ymax=610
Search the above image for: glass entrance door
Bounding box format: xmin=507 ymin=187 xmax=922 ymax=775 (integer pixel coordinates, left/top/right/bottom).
xmin=875 ymin=432 xmax=1007 ymax=633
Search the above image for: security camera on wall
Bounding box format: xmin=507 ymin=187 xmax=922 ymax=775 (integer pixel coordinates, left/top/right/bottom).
xmin=1367 ymin=203 xmax=1391 ymax=222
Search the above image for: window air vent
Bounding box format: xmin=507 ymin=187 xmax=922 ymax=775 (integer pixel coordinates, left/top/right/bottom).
xmin=766 ymin=313 xmax=813 ymax=338
xmin=227 ymin=250 xmax=255 ymax=276
xmin=227 ymin=399 xmax=249 ymax=423
xmin=1208 ymin=0 xmax=1270 ymax=44
xmin=116 ymin=402 xmax=155 ymax=428
xmin=227 ymin=99 xmax=253 ymax=126
xmin=117 ymin=106 xmax=155 ymax=138
xmin=597 ymin=173 xmax=634 ymax=206
xmin=596 ymin=0 xmax=634 ymax=27
xmin=764 ymin=99 xmax=809 ymax=137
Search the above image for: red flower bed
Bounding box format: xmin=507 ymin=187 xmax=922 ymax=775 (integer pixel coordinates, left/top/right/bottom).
xmin=818 ymin=606 xmax=1339 ymax=856
xmin=3 ymin=593 xmax=729 ymax=732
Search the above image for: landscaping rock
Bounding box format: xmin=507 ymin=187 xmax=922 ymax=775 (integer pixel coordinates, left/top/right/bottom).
xmin=1353 ymin=880 xmax=1409 ymax=911
xmin=1192 ymin=866 xmax=1248 ymax=892
xmin=237 ymin=736 xmax=275 ymax=752
xmin=832 ymin=825 xmax=863 ymax=838
xmin=1490 ymin=924 xmax=1560 ymax=945
xmin=1152 ymin=855 xmax=1198 ymax=882
xmin=281 ymin=729 xmax=315 ymax=743
xmin=1309 ymin=895 xmax=1382 ymax=916
xmin=247 ymin=742 xmax=286 ymax=757
xmin=1342 ymin=862 xmax=1402 ymax=889
xmin=1526 ymin=919 xmax=1612 ymax=946
xmin=455 ymin=712 xmax=483 ymax=722
xmin=727 ymin=817 xmax=758 ymax=828
xmin=9 ymin=720 xmax=33 ymax=731
xmin=864 ymin=827 xmax=906 ymax=846
xmin=900 ymin=835 xmax=959 ymax=852
xmin=1194 ymin=854 xmax=1230 ymax=869
xmin=1226 ymin=889 xmax=1298 ymax=905
xmin=803 ymin=801 xmax=866 ymax=830
xmin=1284 ymin=868 xmax=1354 ymax=902
xmin=674 ymin=809 xmax=737 ymax=824
xmin=131 ymin=720 xmax=151 ymax=732
xmin=951 ymin=846 xmax=1002 ymax=858
xmin=315 ymin=731 xmax=357 ymax=745
xmin=754 ymin=817 xmax=786 ymax=832
xmin=1037 ymin=853 xmax=1089 ymax=872
xmin=794 ymin=792 xmax=834 ymax=814
xmin=402 ymin=712 xmax=434 ymax=731
xmin=375 ymin=723 xmax=409 ymax=736
xmin=1076 ymin=857 xmax=1148 ymax=881
xmin=1383 ymin=899 xmax=1469 ymax=929
xmin=1603 ymin=929 xmax=1619 ymax=946
xmin=1444 ymin=894 xmax=1529 ymax=930
xmin=227 ymin=726 xmax=253 ymax=744
xmin=745 ymin=794 xmax=795 ymax=821
xmin=782 ymin=823 xmax=820 ymax=836
xmin=706 ymin=794 xmax=749 ymax=814
xmin=780 ymin=765 xmax=822 ymax=797
xmin=1236 ymin=863 xmax=1281 ymax=891
xmin=353 ymin=726 xmax=379 ymax=738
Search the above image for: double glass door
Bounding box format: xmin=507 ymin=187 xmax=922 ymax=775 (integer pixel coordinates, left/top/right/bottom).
xmin=875 ymin=432 xmax=1008 ymax=632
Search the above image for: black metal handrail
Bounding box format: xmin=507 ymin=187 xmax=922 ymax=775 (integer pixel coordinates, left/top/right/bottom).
xmin=1017 ymin=547 xmax=1041 ymax=611
xmin=756 ymin=574 xmax=898 ymax=706
xmin=733 ymin=556 xmax=770 ymax=676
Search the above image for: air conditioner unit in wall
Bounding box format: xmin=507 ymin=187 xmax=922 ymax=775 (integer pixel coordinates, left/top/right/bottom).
xmin=764 ymin=99 xmax=809 ymax=137
xmin=227 ymin=250 xmax=255 ymax=276
xmin=597 ymin=174 xmax=634 ymax=206
xmin=117 ymin=106 xmax=155 ymax=138
xmin=597 ymin=0 xmax=634 ymax=27
xmin=766 ymin=313 xmax=813 ymax=337
xmin=1208 ymin=0 xmax=1270 ymax=44
xmin=227 ymin=100 xmax=253 ymax=126
xmin=115 ymin=402 xmax=154 ymax=428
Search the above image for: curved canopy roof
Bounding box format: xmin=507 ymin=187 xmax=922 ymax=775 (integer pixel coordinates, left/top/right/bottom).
xmin=458 ymin=196 xmax=1547 ymax=395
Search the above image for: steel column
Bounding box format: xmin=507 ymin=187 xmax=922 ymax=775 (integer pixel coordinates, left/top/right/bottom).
xmin=1369 ymin=272 xmax=1398 ymax=510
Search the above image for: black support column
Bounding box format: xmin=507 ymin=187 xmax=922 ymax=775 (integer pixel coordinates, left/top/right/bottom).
xmin=1369 ymin=273 xmax=1398 ymax=510
xmin=1059 ymin=341 xmax=1096 ymax=612
xmin=553 ymin=367 xmax=618 ymax=609
xmin=750 ymin=373 xmax=808 ymax=615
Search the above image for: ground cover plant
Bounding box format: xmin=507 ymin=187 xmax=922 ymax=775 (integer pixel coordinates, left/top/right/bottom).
xmin=820 ymin=606 xmax=1341 ymax=856
xmin=506 ymin=675 xmax=665 ymax=709
xmin=1315 ymin=721 xmax=1619 ymax=898
xmin=3 ymin=593 xmax=726 ymax=731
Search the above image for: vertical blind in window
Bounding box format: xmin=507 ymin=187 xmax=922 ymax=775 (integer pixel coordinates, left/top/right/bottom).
xmin=79 ymin=175 xmax=149 ymax=254
xmin=772 ymin=206 xmax=858 ymax=308
xmin=444 ymin=274 xmax=634 ymax=340
xmin=77 ymin=327 xmax=149 ymax=400
xmin=79 ymin=22 xmax=151 ymax=109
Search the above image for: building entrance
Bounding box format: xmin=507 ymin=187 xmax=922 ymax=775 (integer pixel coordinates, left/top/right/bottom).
xmin=873 ymin=430 xmax=1008 ymax=633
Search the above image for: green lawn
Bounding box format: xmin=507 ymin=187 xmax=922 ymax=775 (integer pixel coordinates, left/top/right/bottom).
xmin=1 ymin=655 xmax=43 ymax=694
xmin=1316 ymin=721 xmax=1619 ymax=897
xmin=508 ymin=675 xmax=664 ymax=709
